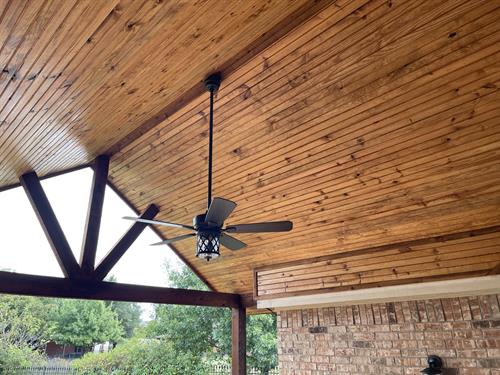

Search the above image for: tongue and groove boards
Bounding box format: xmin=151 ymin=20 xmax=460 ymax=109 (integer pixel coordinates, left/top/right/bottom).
xmin=1 ymin=0 xmax=499 ymax=301
xmin=0 ymin=0 xmax=326 ymax=183
xmin=110 ymin=0 xmax=500 ymax=299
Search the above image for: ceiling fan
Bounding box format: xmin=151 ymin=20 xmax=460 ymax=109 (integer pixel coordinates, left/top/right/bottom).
xmin=124 ymin=73 xmax=293 ymax=261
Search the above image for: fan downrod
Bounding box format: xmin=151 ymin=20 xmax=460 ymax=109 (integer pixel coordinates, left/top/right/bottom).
xmin=123 ymin=70 xmax=292 ymax=260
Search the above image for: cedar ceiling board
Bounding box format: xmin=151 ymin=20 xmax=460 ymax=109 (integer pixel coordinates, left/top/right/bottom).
xmin=0 ymin=0 xmax=121 ymax=178
xmin=256 ymin=234 xmax=500 ymax=296
xmin=108 ymin=0 xmax=500 ymax=298
xmin=257 ymin=231 xmax=500 ymax=280
xmin=1 ymin=0 xmax=500 ymax=299
xmin=112 ymin=0 xmax=500 ymax=205
xmin=0 ymin=0 xmax=329 ymax=184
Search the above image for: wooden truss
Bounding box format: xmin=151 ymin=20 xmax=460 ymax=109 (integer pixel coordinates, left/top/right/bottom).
xmin=0 ymin=155 xmax=246 ymax=374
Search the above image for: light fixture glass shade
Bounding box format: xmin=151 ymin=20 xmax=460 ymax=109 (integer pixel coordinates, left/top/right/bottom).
xmin=196 ymin=231 xmax=220 ymax=261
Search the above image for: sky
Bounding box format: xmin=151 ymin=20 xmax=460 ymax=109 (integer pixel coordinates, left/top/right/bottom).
xmin=0 ymin=167 xmax=185 ymax=320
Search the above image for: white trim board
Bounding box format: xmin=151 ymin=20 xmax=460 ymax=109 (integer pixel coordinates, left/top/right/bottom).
xmin=257 ymin=275 xmax=500 ymax=311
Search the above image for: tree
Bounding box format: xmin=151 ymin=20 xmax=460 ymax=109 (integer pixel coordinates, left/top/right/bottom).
xmin=49 ymin=299 xmax=123 ymax=349
xmin=246 ymin=314 xmax=278 ymax=372
xmin=104 ymin=276 xmax=142 ymax=338
xmin=147 ymin=264 xmax=230 ymax=358
xmin=147 ymin=263 xmax=278 ymax=371
xmin=0 ymin=294 xmax=51 ymax=370
xmin=0 ymin=294 xmax=54 ymax=350
xmin=106 ymin=301 xmax=142 ymax=338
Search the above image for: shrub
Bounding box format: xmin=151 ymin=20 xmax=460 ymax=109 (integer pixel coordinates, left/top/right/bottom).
xmin=72 ymin=338 xmax=208 ymax=375
xmin=0 ymin=341 xmax=46 ymax=372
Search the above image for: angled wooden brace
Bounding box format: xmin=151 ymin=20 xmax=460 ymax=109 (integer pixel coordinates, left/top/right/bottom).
xmin=20 ymin=172 xmax=82 ymax=279
xmin=93 ymin=204 xmax=159 ymax=280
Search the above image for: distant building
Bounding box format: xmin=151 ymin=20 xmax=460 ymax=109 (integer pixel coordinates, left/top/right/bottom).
xmin=44 ymin=342 xmax=87 ymax=359
xmin=93 ymin=341 xmax=114 ymax=353
xmin=45 ymin=341 xmax=113 ymax=359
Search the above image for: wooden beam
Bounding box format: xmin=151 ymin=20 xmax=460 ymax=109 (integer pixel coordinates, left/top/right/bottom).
xmin=19 ymin=172 xmax=81 ymax=279
xmin=93 ymin=203 xmax=159 ymax=280
xmin=80 ymin=155 xmax=109 ymax=275
xmin=257 ymin=275 xmax=500 ymax=311
xmin=0 ymin=164 xmax=91 ymax=193
xmin=0 ymin=271 xmax=241 ymax=308
xmin=232 ymin=307 xmax=246 ymax=375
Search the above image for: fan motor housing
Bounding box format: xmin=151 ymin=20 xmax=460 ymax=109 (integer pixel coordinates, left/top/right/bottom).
xmin=193 ymin=213 xmax=205 ymax=229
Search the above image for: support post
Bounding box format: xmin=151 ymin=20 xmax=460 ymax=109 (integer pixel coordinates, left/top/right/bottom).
xmin=232 ymin=307 xmax=246 ymax=375
xmin=19 ymin=172 xmax=81 ymax=279
xmin=93 ymin=204 xmax=159 ymax=280
xmin=80 ymin=155 xmax=109 ymax=275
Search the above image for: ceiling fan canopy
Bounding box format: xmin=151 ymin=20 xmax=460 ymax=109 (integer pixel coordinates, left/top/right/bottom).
xmin=124 ymin=73 xmax=293 ymax=261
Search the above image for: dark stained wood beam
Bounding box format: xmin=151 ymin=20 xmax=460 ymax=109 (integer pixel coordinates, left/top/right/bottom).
xmin=232 ymin=307 xmax=246 ymax=375
xmin=80 ymin=155 xmax=109 ymax=275
xmin=19 ymin=172 xmax=82 ymax=279
xmin=0 ymin=164 xmax=91 ymax=193
xmin=0 ymin=271 xmax=241 ymax=308
xmin=93 ymin=203 xmax=159 ymax=280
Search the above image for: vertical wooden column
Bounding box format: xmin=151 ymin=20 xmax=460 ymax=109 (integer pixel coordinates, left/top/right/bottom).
xmin=232 ymin=307 xmax=246 ymax=375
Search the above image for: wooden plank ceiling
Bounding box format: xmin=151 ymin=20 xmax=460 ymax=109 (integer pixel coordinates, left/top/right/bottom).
xmin=1 ymin=0 xmax=499 ymax=304
xmin=0 ymin=0 xmax=326 ymax=183
xmin=255 ymin=229 xmax=500 ymax=299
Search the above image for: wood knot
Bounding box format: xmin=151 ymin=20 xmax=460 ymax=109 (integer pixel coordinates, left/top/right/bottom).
xmin=239 ymin=84 xmax=251 ymax=100
xmin=126 ymin=21 xmax=139 ymax=31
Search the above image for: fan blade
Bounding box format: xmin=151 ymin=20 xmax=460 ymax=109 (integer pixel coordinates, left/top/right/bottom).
xmin=220 ymin=233 xmax=246 ymax=251
xmin=205 ymin=197 xmax=236 ymax=226
xmin=151 ymin=233 xmax=196 ymax=246
xmin=225 ymin=221 xmax=293 ymax=233
xmin=123 ymin=216 xmax=194 ymax=230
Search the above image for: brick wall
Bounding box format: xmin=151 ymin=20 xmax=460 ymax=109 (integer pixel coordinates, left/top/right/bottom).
xmin=277 ymin=295 xmax=500 ymax=374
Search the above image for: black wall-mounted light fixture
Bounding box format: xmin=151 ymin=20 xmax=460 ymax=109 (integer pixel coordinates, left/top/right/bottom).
xmin=421 ymin=355 xmax=443 ymax=374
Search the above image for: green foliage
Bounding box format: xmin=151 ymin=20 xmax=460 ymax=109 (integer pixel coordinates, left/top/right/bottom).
xmin=149 ymin=302 xmax=230 ymax=359
xmin=0 ymin=265 xmax=278 ymax=373
xmin=49 ymin=299 xmax=124 ymax=347
xmin=247 ymin=314 xmax=278 ymax=371
xmin=0 ymin=294 xmax=54 ymax=349
xmin=147 ymin=263 xmax=278 ymax=371
xmin=71 ymin=338 xmax=207 ymax=375
xmin=107 ymin=301 xmax=142 ymax=338
xmin=165 ymin=263 xmax=209 ymax=291
xmin=0 ymin=341 xmax=46 ymax=371
xmin=104 ymin=276 xmax=142 ymax=338
xmin=146 ymin=263 xmax=231 ymax=360
xmin=0 ymin=295 xmax=49 ymax=371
